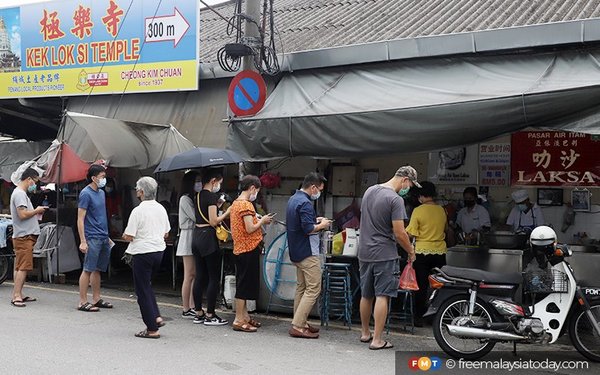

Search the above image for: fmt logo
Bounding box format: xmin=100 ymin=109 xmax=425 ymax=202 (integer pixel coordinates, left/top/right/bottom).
xmin=408 ymin=356 xmax=442 ymax=371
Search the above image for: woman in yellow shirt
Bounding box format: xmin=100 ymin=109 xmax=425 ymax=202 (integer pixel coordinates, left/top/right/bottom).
xmin=406 ymin=181 xmax=447 ymax=326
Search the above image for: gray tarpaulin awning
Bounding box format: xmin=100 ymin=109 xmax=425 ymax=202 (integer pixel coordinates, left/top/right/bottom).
xmin=0 ymin=141 xmax=51 ymax=181
xmin=60 ymin=112 xmax=194 ymax=169
xmin=228 ymin=48 xmax=600 ymax=160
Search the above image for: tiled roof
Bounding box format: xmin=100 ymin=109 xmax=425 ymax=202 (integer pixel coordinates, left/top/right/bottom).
xmin=199 ymin=0 xmax=600 ymax=63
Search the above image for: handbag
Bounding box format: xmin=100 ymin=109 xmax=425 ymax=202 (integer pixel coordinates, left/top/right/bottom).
xmin=399 ymin=261 xmax=419 ymax=291
xmin=197 ymin=192 xmax=230 ymax=242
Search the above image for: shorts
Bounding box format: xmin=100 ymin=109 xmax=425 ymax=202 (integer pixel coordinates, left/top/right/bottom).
xmin=13 ymin=235 xmax=37 ymax=272
xmin=192 ymin=226 xmax=219 ymax=258
xmin=359 ymin=259 xmax=400 ymax=298
xmin=234 ymin=247 xmax=260 ymax=300
xmin=83 ymin=237 xmax=111 ymax=272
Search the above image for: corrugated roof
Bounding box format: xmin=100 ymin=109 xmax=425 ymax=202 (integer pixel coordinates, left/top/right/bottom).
xmin=199 ymin=0 xmax=600 ymax=63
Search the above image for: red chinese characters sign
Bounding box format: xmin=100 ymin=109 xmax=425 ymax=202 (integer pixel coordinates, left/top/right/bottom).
xmin=511 ymin=131 xmax=600 ymax=186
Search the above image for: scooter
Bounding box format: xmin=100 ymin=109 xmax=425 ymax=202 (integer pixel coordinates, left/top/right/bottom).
xmin=425 ymin=227 xmax=600 ymax=362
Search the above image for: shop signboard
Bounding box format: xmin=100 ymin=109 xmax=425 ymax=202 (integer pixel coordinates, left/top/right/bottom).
xmin=511 ymin=131 xmax=600 ymax=186
xmin=428 ymin=145 xmax=479 ymax=185
xmin=0 ymin=0 xmax=198 ymax=98
xmin=479 ymin=143 xmax=510 ymax=187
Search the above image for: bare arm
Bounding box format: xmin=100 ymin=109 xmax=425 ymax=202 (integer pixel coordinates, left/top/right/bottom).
xmin=16 ymin=206 xmax=45 ymax=220
xmin=208 ymin=205 xmax=230 ymax=226
xmin=243 ymin=214 xmax=272 ymax=234
xmin=393 ymin=219 xmax=416 ymax=262
xmin=77 ymin=208 xmax=88 ymax=253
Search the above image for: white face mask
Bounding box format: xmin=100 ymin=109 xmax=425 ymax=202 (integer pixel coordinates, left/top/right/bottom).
xmin=211 ymin=182 xmax=221 ymax=193
xmin=194 ymin=182 xmax=203 ymax=193
xmin=249 ymin=192 xmax=258 ymax=202
xmin=310 ymin=190 xmax=321 ymax=201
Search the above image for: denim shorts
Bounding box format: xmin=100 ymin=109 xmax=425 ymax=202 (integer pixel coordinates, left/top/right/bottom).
xmin=83 ymin=237 xmax=111 ymax=272
xmin=359 ymin=259 xmax=400 ymax=298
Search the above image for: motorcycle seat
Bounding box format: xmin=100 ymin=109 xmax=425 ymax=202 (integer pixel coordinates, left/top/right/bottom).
xmin=441 ymin=265 xmax=522 ymax=285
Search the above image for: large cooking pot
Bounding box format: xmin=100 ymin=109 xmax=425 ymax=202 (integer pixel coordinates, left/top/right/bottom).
xmin=483 ymin=231 xmax=528 ymax=249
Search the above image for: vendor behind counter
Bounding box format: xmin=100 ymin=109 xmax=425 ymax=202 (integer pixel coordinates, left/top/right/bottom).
xmin=506 ymin=189 xmax=545 ymax=233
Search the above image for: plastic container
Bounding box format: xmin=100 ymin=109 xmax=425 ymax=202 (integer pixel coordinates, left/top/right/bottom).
xmin=224 ymin=275 xmax=236 ymax=307
xmin=332 ymin=232 xmax=344 ymax=255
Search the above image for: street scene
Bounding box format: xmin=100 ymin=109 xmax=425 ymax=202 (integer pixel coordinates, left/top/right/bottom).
xmin=1 ymin=1 xmax=600 ymax=375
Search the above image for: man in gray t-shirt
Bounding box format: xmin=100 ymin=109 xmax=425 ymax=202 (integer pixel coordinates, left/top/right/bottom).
xmin=358 ymin=166 xmax=419 ymax=350
xmin=9 ymin=168 xmax=47 ymax=307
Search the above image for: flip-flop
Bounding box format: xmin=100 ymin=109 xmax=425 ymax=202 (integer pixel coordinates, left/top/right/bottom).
xmin=77 ymin=302 xmax=99 ymax=312
xmin=135 ymin=330 xmax=160 ymax=339
xmin=92 ymin=299 xmax=113 ymax=308
xmin=22 ymin=297 xmax=37 ymax=302
xmin=157 ymin=321 xmax=166 ymax=328
xmin=11 ymin=300 xmax=26 ymax=307
xmin=360 ymin=334 xmax=373 ymax=343
xmin=369 ymin=341 xmax=394 ymax=350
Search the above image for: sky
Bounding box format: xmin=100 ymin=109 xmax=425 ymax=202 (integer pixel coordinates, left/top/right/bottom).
xmin=1 ymin=0 xmax=230 ymax=8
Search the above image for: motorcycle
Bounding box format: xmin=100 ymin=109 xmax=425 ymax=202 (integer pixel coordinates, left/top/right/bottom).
xmin=425 ymin=226 xmax=600 ymax=362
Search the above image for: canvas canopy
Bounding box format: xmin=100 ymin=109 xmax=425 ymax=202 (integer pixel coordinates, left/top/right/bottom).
xmin=228 ymin=48 xmax=600 ymax=160
xmin=60 ymin=112 xmax=194 ymax=169
xmin=0 ymin=141 xmax=50 ymax=181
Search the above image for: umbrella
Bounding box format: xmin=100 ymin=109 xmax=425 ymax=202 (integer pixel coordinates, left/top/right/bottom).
xmin=154 ymin=147 xmax=244 ymax=173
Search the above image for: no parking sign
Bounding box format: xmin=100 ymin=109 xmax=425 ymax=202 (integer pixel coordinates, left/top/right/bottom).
xmin=228 ymin=70 xmax=267 ymax=117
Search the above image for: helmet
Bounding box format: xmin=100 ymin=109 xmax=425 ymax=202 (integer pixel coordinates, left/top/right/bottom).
xmin=530 ymin=226 xmax=556 ymax=247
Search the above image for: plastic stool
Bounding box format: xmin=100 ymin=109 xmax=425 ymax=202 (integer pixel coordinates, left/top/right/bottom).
xmin=385 ymin=289 xmax=415 ymax=334
xmin=321 ymin=263 xmax=353 ymax=330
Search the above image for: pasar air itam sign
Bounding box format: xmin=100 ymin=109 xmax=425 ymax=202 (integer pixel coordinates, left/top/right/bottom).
xmin=0 ymin=0 xmax=198 ymax=98
xmin=511 ymin=131 xmax=600 ymax=186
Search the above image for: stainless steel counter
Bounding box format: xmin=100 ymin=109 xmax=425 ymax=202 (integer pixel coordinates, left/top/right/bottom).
xmin=446 ymin=246 xmax=523 ymax=274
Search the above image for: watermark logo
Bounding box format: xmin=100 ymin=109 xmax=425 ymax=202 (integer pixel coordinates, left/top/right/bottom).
xmin=407 ymin=356 xmax=442 ymax=371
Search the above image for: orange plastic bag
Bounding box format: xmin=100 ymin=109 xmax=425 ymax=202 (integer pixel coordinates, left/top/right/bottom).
xmin=399 ymin=261 xmax=419 ymax=291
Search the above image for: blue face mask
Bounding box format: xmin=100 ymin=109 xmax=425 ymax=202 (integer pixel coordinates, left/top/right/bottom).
xmin=27 ymin=183 xmax=36 ymax=193
xmin=517 ymin=203 xmax=528 ymax=212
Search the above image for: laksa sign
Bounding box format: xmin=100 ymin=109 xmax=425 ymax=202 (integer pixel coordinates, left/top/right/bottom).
xmin=511 ymin=131 xmax=600 ymax=186
xmin=0 ymin=0 xmax=198 ymax=98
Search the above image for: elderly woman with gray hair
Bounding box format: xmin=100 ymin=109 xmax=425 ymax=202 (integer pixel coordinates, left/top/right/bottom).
xmin=123 ymin=177 xmax=171 ymax=339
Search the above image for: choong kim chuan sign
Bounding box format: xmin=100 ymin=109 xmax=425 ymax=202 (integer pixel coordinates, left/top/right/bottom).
xmin=0 ymin=0 xmax=198 ymax=98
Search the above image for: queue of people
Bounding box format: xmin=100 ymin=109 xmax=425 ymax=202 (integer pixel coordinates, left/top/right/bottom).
xmin=8 ymin=162 xmax=549 ymax=343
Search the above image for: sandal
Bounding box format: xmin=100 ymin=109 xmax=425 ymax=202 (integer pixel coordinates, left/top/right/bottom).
xmin=22 ymin=296 xmax=37 ymax=302
xmin=93 ymin=299 xmax=113 ymax=308
xmin=135 ymin=330 xmax=160 ymax=339
xmin=77 ymin=302 xmax=99 ymax=312
xmin=11 ymin=300 xmax=26 ymax=308
xmin=232 ymin=322 xmax=257 ymax=332
xmin=157 ymin=320 xmax=166 ymax=328
xmin=248 ymin=318 xmax=262 ymax=328
xmin=369 ymin=341 xmax=394 ymax=350
xmin=360 ymin=334 xmax=373 ymax=343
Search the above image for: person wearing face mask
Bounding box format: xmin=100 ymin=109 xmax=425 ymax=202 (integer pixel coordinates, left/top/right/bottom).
xmin=358 ymin=166 xmax=419 ymax=349
xmin=506 ymin=189 xmax=545 ymax=234
xmin=456 ymin=187 xmax=491 ymax=242
xmin=406 ymin=181 xmax=447 ymax=327
xmin=229 ymin=175 xmax=273 ymax=332
xmin=286 ymin=172 xmax=331 ymax=339
xmin=176 ymin=171 xmax=201 ymax=318
xmin=191 ymin=168 xmax=231 ymax=326
xmin=9 ymin=168 xmax=46 ymax=307
xmin=77 ymin=164 xmax=113 ymax=312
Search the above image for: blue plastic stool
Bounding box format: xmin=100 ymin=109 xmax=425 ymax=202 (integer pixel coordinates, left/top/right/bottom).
xmin=386 ymin=289 xmax=415 ymax=334
xmin=321 ymin=263 xmax=353 ymax=330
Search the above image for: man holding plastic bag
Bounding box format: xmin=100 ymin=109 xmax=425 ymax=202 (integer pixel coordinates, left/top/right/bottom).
xmin=357 ymin=166 xmax=419 ymax=350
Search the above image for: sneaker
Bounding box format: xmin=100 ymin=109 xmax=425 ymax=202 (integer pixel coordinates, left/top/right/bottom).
xmin=181 ymin=309 xmax=196 ymax=319
xmin=192 ymin=311 xmax=206 ymax=324
xmin=203 ymin=314 xmax=228 ymax=326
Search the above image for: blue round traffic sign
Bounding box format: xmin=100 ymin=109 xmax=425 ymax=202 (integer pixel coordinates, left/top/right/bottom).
xmin=228 ymin=70 xmax=267 ymax=117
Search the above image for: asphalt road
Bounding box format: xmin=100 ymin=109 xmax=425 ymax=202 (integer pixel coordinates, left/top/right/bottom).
xmin=1 ymin=281 xmax=598 ymax=375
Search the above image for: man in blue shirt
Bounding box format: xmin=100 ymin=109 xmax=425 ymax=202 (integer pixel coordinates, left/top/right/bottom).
xmin=286 ymin=172 xmax=331 ymax=339
xmin=77 ymin=164 xmax=113 ymax=312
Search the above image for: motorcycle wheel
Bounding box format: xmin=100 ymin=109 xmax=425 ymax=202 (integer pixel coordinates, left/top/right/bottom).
xmin=433 ymin=294 xmax=497 ymax=360
xmin=569 ymin=300 xmax=600 ymax=362
xmin=0 ymin=252 xmax=12 ymax=285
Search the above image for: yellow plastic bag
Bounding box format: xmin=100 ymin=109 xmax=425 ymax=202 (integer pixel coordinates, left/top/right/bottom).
xmin=332 ymin=232 xmax=344 ymax=255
